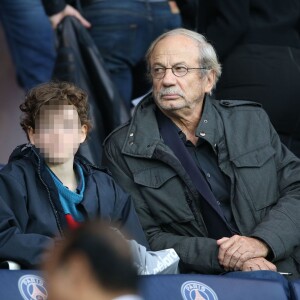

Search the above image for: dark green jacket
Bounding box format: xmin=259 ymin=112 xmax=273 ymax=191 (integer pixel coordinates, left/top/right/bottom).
xmin=103 ymin=94 xmax=300 ymax=278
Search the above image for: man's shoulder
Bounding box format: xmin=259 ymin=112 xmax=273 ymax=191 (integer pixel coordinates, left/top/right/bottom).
xmin=104 ymin=93 xmax=155 ymax=148
xmin=213 ymin=99 xmax=262 ymax=110
xmin=104 ymin=120 xmax=130 ymax=147
xmin=212 ymin=99 xmax=270 ymax=125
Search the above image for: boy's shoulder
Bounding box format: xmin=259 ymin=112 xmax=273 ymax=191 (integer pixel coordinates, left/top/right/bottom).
xmin=76 ymin=156 xmax=115 ymax=182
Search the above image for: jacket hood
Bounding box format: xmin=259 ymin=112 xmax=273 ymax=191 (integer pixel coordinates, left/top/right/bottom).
xmin=8 ymin=143 xmax=107 ymax=175
xmin=8 ymin=143 xmax=40 ymax=163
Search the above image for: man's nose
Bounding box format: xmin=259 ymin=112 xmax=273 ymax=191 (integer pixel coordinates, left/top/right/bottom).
xmin=162 ymin=68 xmax=177 ymax=85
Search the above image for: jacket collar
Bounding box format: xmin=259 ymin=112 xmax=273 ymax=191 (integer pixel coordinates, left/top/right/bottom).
xmin=195 ymin=95 xmax=223 ymax=150
xmin=8 ymin=143 xmax=106 ymax=174
xmin=122 ymin=94 xmax=162 ymax=158
xmin=122 ymin=94 xmax=223 ymax=157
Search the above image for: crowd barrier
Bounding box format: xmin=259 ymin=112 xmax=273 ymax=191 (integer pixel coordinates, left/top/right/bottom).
xmin=0 ymin=270 xmax=292 ymax=300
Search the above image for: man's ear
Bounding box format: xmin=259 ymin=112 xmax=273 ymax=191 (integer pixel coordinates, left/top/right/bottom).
xmin=204 ymin=70 xmax=216 ymax=94
xmin=27 ymin=127 xmax=35 ymax=144
xmin=80 ymin=125 xmax=88 ymax=143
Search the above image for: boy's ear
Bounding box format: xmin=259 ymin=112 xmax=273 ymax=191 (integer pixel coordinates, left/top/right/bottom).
xmin=27 ymin=127 xmax=35 ymax=144
xmin=80 ymin=125 xmax=88 ymax=143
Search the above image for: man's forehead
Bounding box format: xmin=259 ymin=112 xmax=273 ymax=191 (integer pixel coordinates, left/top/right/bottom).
xmin=151 ymin=35 xmax=199 ymax=63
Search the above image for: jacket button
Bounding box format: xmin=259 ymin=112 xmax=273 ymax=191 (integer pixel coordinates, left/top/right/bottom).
xmin=200 ymin=132 xmax=206 ymax=137
xmin=129 ymin=142 xmax=134 ymax=146
xmin=223 ymin=101 xmax=230 ymax=106
xmin=203 ymin=119 xmax=208 ymax=123
xmin=129 ymin=133 xmax=134 ymax=137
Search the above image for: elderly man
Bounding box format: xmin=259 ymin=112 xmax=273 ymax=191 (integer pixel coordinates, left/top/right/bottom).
xmin=103 ymin=28 xmax=300 ymax=279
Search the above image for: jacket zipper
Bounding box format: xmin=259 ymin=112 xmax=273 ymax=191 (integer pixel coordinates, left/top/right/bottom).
xmin=31 ymin=147 xmax=64 ymax=237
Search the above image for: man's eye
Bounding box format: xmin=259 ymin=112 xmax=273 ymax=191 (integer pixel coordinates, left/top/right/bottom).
xmin=153 ymin=67 xmax=165 ymax=74
xmin=174 ymin=66 xmax=187 ymax=72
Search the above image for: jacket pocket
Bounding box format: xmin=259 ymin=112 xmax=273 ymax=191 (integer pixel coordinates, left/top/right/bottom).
xmin=133 ymin=166 xmax=177 ymax=189
xmin=132 ymin=167 xmax=195 ymax=224
xmin=231 ymin=145 xmax=276 ymax=168
xmin=231 ymin=145 xmax=278 ymax=210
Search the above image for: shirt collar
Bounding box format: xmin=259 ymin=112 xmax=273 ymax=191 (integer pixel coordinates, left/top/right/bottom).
xmin=175 ymin=95 xmax=222 ymax=149
xmin=74 ymin=162 xmax=85 ymax=194
xmin=46 ymin=162 xmax=85 ymax=195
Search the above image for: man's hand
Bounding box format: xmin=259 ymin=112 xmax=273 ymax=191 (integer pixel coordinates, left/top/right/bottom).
xmin=217 ymin=235 xmax=269 ymax=271
xmin=49 ymin=5 xmax=91 ymax=29
xmin=241 ymin=257 xmax=277 ymax=272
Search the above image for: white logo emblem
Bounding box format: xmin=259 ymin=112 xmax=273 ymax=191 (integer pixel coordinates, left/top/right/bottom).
xmin=181 ymin=280 xmax=218 ymax=300
xmin=18 ymin=274 xmax=48 ymax=300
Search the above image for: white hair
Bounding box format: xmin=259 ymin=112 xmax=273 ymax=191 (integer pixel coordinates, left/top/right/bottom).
xmin=146 ymin=28 xmax=222 ymax=88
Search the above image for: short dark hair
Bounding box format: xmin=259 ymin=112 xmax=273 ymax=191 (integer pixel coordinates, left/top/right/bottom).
xmin=58 ymin=221 xmax=138 ymax=293
xmin=20 ymin=81 xmax=92 ymax=138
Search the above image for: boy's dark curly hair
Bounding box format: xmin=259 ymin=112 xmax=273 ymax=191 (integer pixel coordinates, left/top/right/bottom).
xmin=20 ymin=81 xmax=92 ymax=139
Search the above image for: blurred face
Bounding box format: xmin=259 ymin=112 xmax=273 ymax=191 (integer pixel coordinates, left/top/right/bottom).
xmin=46 ymin=263 xmax=74 ymax=300
xmin=150 ymin=34 xmax=215 ymax=113
xmin=44 ymin=246 xmax=99 ymax=300
xmin=28 ymin=104 xmax=87 ymax=164
xmin=45 ymin=244 xmax=81 ymax=300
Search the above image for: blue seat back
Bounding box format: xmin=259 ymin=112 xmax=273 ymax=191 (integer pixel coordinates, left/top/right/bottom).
xmin=0 ymin=270 xmax=289 ymax=300
xmin=0 ymin=270 xmax=46 ymax=300
xmin=139 ymin=274 xmax=288 ymax=300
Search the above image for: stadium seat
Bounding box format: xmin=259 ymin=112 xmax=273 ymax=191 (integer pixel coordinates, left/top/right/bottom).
xmin=139 ymin=274 xmax=288 ymax=300
xmin=0 ymin=270 xmax=46 ymax=300
xmin=0 ymin=270 xmax=289 ymax=300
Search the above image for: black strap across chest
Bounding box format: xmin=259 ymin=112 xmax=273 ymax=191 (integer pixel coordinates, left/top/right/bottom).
xmin=156 ymin=108 xmax=232 ymax=239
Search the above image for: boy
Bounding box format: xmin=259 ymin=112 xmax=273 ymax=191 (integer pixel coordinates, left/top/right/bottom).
xmin=0 ymin=81 xmax=149 ymax=268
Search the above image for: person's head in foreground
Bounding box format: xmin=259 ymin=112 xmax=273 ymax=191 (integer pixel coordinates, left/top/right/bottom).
xmin=44 ymin=221 xmax=140 ymax=300
xmin=20 ymin=81 xmax=91 ymax=166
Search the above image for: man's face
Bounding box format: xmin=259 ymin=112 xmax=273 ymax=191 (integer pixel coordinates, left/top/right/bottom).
xmin=29 ymin=104 xmax=87 ymax=164
xmin=150 ymin=34 xmax=215 ymax=113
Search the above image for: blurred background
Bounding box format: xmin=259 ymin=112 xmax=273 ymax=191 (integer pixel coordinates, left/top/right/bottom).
xmin=0 ymin=25 xmax=26 ymax=163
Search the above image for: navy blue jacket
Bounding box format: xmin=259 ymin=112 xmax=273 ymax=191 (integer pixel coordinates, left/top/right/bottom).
xmin=0 ymin=144 xmax=148 ymax=268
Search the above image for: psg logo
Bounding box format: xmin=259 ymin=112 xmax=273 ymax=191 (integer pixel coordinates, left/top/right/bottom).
xmin=181 ymin=281 xmax=218 ymax=300
xmin=18 ymin=274 xmax=48 ymax=300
